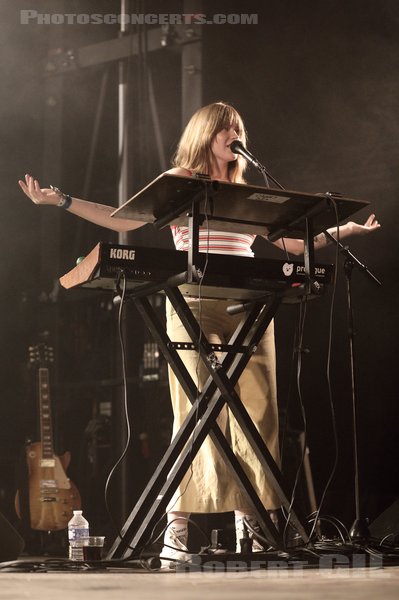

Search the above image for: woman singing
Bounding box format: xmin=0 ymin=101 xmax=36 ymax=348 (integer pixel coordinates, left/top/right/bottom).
xmin=19 ymin=101 xmax=379 ymax=567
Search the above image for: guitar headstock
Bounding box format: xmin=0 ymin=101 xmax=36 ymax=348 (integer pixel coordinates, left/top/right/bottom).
xmin=29 ymin=343 xmax=55 ymax=368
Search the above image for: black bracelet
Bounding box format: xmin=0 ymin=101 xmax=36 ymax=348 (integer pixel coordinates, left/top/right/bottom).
xmin=50 ymin=185 xmax=73 ymax=209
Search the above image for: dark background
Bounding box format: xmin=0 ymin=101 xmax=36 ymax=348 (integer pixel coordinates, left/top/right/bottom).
xmin=0 ymin=0 xmax=398 ymax=549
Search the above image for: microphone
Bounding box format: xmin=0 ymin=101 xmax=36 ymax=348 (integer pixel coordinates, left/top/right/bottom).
xmin=230 ymin=140 xmax=264 ymax=171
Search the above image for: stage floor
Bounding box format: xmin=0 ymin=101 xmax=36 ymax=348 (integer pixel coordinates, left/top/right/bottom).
xmin=0 ymin=562 xmax=398 ymax=600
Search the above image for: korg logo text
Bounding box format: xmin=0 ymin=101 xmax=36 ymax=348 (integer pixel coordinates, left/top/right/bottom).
xmin=110 ymin=248 xmax=136 ymax=260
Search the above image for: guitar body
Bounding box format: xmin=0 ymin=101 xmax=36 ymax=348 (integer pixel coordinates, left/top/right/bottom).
xmin=15 ymin=442 xmax=81 ymax=531
xmin=15 ymin=343 xmax=82 ymax=531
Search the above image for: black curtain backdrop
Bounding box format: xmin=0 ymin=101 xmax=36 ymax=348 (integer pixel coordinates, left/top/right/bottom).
xmin=0 ymin=0 xmax=398 ymax=531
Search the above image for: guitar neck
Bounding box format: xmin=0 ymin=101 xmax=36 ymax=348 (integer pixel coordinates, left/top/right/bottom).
xmin=38 ymin=367 xmax=55 ymax=466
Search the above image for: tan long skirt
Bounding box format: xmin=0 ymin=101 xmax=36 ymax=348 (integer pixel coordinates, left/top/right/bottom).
xmin=165 ymin=298 xmax=281 ymax=513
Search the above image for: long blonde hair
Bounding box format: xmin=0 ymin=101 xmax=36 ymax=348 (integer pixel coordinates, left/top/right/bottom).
xmin=172 ymin=102 xmax=248 ymax=183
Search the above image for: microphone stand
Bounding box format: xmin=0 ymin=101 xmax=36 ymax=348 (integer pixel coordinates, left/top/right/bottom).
xmin=253 ymin=155 xmax=382 ymax=542
xmin=324 ymin=231 xmax=381 ymax=541
xmin=257 ymin=164 xmax=285 ymax=191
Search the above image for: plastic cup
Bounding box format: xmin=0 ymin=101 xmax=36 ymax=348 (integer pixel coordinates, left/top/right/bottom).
xmin=82 ymin=536 xmax=105 ymax=561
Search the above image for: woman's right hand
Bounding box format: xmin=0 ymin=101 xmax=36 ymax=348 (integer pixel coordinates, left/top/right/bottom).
xmin=18 ymin=174 xmax=60 ymax=206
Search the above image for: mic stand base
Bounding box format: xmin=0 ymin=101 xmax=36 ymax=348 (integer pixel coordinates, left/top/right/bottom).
xmin=349 ymin=517 xmax=370 ymax=542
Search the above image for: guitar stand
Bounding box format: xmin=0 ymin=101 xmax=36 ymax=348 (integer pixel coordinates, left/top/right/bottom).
xmin=107 ymin=273 xmax=310 ymax=561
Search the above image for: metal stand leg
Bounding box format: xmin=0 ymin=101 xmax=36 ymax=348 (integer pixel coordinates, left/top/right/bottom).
xmin=107 ymin=287 xmax=309 ymax=560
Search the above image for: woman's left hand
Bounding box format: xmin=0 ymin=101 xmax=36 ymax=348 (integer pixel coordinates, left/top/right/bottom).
xmin=346 ymin=214 xmax=380 ymax=236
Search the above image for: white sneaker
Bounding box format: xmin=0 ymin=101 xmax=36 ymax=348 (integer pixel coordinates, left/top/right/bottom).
xmin=159 ymin=526 xmax=190 ymax=569
xmin=235 ymin=516 xmax=265 ymax=553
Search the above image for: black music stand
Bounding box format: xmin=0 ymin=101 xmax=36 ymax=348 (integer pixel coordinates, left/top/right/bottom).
xmin=112 ymin=174 xmax=368 ymax=287
xmin=105 ymin=175 xmax=368 ymax=560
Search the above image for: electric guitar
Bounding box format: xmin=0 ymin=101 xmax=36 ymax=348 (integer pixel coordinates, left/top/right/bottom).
xmin=15 ymin=344 xmax=81 ymax=531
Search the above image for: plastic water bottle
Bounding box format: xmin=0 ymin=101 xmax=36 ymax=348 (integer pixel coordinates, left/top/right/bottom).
xmin=68 ymin=510 xmax=89 ymax=561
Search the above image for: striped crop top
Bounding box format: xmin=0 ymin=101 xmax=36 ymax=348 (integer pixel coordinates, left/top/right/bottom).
xmin=170 ymin=171 xmax=256 ymax=257
xmin=170 ymin=225 xmax=256 ymax=257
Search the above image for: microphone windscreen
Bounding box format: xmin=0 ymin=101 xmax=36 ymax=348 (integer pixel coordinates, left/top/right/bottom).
xmin=230 ymin=140 xmax=244 ymax=153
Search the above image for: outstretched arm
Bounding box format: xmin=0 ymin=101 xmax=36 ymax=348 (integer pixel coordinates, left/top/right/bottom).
xmin=18 ymin=174 xmax=145 ymax=233
xmin=271 ymin=214 xmax=380 ymax=256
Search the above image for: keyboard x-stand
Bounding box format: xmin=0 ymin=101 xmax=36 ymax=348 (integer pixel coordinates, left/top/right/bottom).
xmin=65 ymin=175 xmax=369 ymax=560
